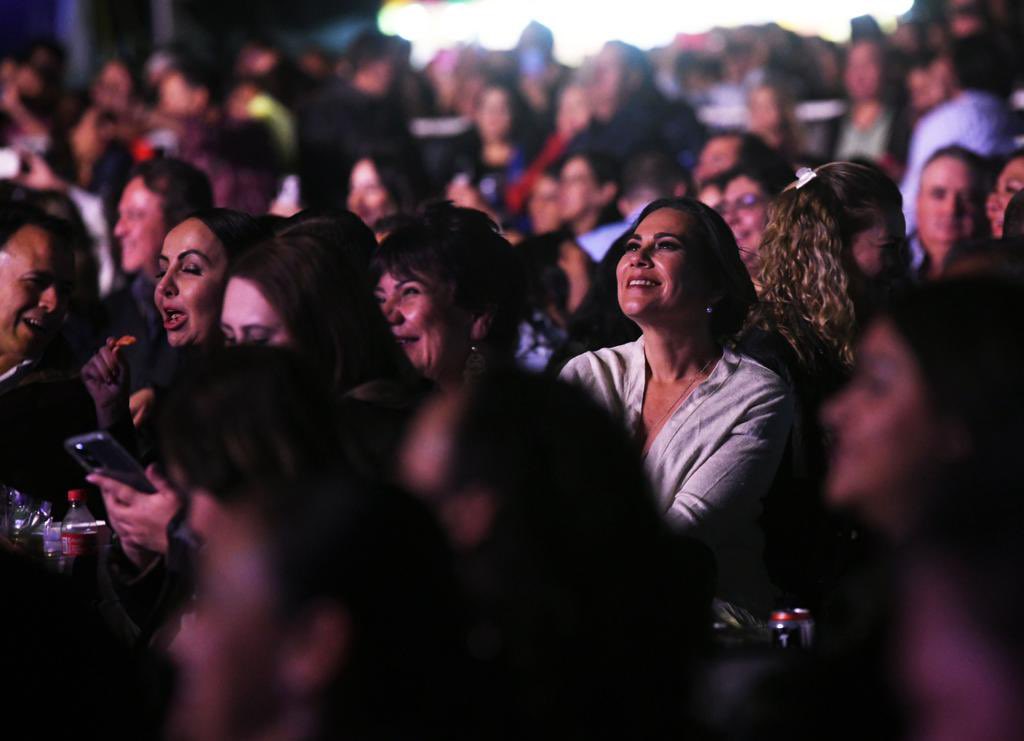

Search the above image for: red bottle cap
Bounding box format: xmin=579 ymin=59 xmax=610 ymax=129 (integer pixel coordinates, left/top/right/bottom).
xmin=67 ymin=489 xmax=88 ymax=502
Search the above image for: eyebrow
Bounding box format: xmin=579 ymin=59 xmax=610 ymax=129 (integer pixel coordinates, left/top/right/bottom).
xmin=177 ymin=249 xmax=212 ymax=263
xmin=159 ymin=248 xmax=212 ymax=265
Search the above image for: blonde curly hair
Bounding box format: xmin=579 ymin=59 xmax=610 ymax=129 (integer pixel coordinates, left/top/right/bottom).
xmin=750 ymin=161 xmax=903 ymax=374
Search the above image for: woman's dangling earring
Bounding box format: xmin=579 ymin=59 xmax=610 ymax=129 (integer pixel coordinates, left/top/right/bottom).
xmin=464 ymin=345 xmax=486 ymax=382
xmin=706 ymin=305 xmax=714 ymax=314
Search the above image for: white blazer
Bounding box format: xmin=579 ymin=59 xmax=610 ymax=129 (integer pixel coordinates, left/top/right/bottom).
xmin=561 ymin=337 xmax=795 ymax=615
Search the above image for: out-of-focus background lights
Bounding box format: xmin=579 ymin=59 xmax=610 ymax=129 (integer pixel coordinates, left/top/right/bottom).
xmin=380 ymin=0 xmax=916 ymax=66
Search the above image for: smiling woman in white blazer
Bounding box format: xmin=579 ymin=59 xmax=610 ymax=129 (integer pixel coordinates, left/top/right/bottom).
xmin=561 ymin=197 xmax=794 ymax=616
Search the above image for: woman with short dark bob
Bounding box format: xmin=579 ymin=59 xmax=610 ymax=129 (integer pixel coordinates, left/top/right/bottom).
xmin=561 ymin=197 xmax=794 ymax=615
xmin=372 ymin=202 xmax=525 ymax=391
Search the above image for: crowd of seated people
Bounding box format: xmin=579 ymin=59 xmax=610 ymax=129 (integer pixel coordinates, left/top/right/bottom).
xmin=3 ymin=4 xmax=1024 ymax=738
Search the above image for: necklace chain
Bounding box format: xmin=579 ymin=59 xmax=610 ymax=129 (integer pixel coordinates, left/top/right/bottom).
xmin=642 ymin=355 xmax=717 ymax=450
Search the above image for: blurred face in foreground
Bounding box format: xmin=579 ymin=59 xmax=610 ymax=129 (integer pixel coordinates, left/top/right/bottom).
xmin=173 ymin=502 xmax=351 ymax=741
xmin=400 ymin=392 xmax=496 ymax=551
xmin=171 ymin=509 xmax=284 ymax=741
xmin=821 ymin=320 xmax=959 ymax=538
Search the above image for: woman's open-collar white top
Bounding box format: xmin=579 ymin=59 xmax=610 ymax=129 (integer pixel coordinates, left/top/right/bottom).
xmin=561 ymin=336 xmax=795 ymax=615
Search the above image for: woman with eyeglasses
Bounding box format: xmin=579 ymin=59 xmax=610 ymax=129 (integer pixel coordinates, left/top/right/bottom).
xmin=706 ymin=162 xmax=793 ymax=288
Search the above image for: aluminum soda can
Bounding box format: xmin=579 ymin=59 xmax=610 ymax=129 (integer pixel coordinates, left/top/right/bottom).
xmin=770 ymin=608 xmax=815 ymax=649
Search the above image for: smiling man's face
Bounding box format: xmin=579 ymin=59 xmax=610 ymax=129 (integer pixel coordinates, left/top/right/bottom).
xmin=0 ymin=224 xmax=73 ymax=373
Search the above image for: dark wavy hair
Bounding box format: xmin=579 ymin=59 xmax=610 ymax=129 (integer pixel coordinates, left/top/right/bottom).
xmin=626 ymin=197 xmax=757 ymax=339
xmin=229 ymin=235 xmax=410 ymax=395
xmin=371 ymin=201 xmax=526 ymax=359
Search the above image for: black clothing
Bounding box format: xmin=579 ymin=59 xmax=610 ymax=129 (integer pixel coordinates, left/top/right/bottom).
xmin=0 ymin=339 xmax=107 ymax=516
xmin=739 ymin=327 xmax=852 ymax=610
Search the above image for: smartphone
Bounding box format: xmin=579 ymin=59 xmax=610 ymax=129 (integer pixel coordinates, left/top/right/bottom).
xmin=64 ymin=431 xmax=158 ymax=493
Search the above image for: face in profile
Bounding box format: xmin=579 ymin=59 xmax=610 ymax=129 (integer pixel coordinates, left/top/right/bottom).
xmin=617 ymin=207 xmax=717 ymax=325
xmin=0 ymin=225 xmax=73 ymax=367
xmin=821 ymin=320 xmax=957 ymax=538
xmin=985 ymin=156 xmax=1024 ymax=239
xmin=114 ymin=176 xmax=166 ymax=279
xmin=375 ymin=271 xmax=479 ymax=387
xmin=220 ymin=277 xmax=291 ymax=347
xmin=848 ymin=207 xmax=907 ymax=282
xmin=347 ymin=158 xmax=397 ymax=229
xmin=719 ymin=176 xmax=768 ymax=279
xmin=155 ymin=218 xmax=230 ymax=348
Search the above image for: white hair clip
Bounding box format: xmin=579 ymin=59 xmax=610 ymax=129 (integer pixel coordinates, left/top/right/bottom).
xmin=795 ymin=167 xmax=817 ymax=189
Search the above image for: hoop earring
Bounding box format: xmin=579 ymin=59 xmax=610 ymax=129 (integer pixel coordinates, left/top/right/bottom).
xmin=464 ymin=345 xmax=486 ymax=382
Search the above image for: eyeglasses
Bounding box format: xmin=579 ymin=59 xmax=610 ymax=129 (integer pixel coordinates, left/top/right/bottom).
xmin=715 ymin=192 xmax=765 ymax=217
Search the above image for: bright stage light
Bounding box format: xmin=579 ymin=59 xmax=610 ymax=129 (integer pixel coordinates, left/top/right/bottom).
xmin=378 ymin=0 xmax=915 ymax=67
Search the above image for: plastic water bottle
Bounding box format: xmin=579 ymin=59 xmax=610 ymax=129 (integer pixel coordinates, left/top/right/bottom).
xmin=61 ymin=490 xmax=97 ymax=560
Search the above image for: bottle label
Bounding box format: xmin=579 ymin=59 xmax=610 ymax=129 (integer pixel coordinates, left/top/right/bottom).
xmin=61 ymin=531 xmax=96 ymax=557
